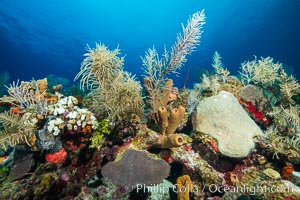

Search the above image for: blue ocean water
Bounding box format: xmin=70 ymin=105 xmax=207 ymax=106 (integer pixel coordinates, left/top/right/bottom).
xmin=0 ymin=0 xmax=299 ymax=88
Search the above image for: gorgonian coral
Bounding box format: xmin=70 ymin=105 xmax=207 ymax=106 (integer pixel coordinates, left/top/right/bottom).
xmin=75 ymin=44 xmax=144 ymax=121
xmin=4 ymin=80 xmax=48 ymax=115
xmin=74 ymin=43 xmax=124 ymax=90
xmin=0 ymin=111 xmax=36 ymax=151
xmin=239 ymin=56 xmax=282 ymax=85
xmin=142 ymin=10 xmax=206 ymax=112
xmin=89 ymin=72 xmax=144 ymax=121
xmin=212 ymin=51 xmax=229 ymax=77
xmin=279 ymin=70 xmax=300 ymax=105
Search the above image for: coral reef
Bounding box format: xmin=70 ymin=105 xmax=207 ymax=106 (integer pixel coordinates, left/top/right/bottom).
xmin=1 ymin=9 xmax=300 ymax=200
xmin=0 ymin=77 xmax=98 ymax=173
xmin=89 ymin=72 xmax=144 ymax=121
xmin=75 ymin=43 xmax=124 ymax=90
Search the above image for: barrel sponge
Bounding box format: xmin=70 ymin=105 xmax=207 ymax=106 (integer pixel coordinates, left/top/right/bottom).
xmin=101 ymin=149 xmax=170 ymax=187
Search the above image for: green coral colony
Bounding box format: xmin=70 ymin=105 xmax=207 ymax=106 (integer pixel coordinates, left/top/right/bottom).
xmin=0 ymin=10 xmax=300 ymax=200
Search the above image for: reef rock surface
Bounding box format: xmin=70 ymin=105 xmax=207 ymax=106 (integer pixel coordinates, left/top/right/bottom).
xmin=194 ymin=91 xmax=263 ymax=158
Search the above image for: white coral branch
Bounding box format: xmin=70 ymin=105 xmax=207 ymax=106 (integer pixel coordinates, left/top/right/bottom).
xmin=5 ymin=80 xmax=35 ymax=109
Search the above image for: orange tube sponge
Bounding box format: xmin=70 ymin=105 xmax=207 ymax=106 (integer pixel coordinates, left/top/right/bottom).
xmin=160 ymin=79 xmax=174 ymax=106
xmin=158 ymin=106 xmax=169 ymax=135
xmin=176 ymin=175 xmax=193 ymax=200
xmin=157 ymin=134 xmax=184 ymax=148
xmin=166 ymin=106 xmax=186 ymax=135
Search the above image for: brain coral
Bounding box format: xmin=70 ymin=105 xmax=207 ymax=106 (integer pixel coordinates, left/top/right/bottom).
xmin=101 ymin=149 xmax=170 ymax=187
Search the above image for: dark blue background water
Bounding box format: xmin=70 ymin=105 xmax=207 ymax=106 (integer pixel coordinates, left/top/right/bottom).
xmin=0 ymin=0 xmax=299 ymax=88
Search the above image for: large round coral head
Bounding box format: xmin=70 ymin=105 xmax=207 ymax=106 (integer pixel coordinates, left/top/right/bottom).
xmin=46 ymin=148 xmax=67 ymax=164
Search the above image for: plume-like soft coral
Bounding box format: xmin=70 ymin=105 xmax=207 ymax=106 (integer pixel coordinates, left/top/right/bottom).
xmin=212 ymin=51 xmax=230 ymax=77
xmin=74 ymin=43 xmax=124 ymax=91
xmin=75 ymin=43 xmax=144 ymax=121
xmin=142 ymin=10 xmax=206 ymax=113
xmin=0 ymin=111 xmax=36 ymax=151
xmin=90 ymin=72 xmax=144 ymax=121
xmin=170 ymin=10 xmax=206 ymax=68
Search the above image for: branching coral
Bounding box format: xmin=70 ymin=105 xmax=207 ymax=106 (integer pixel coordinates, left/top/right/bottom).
xmin=239 ymin=59 xmax=256 ymax=85
xmin=279 ymin=70 xmax=300 ymax=105
xmin=3 ymin=80 xmax=48 ymax=116
xmin=0 ymin=111 xmax=36 ymax=151
xmin=170 ymin=10 xmax=206 ymax=68
xmin=265 ymin=129 xmax=300 ymax=162
xmin=239 ymin=56 xmax=282 ymax=85
xmin=193 ymin=74 xmax=220 ymax=97
xmin=280 ymin=104 xmax=300 ymax=127
xmin=142 ymin=10 xmax=205 ymax=112
xmin=5 ymin=80 xmax=36 ymax=109
xmin=267 ymin=100 xmax=300 ymax=129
